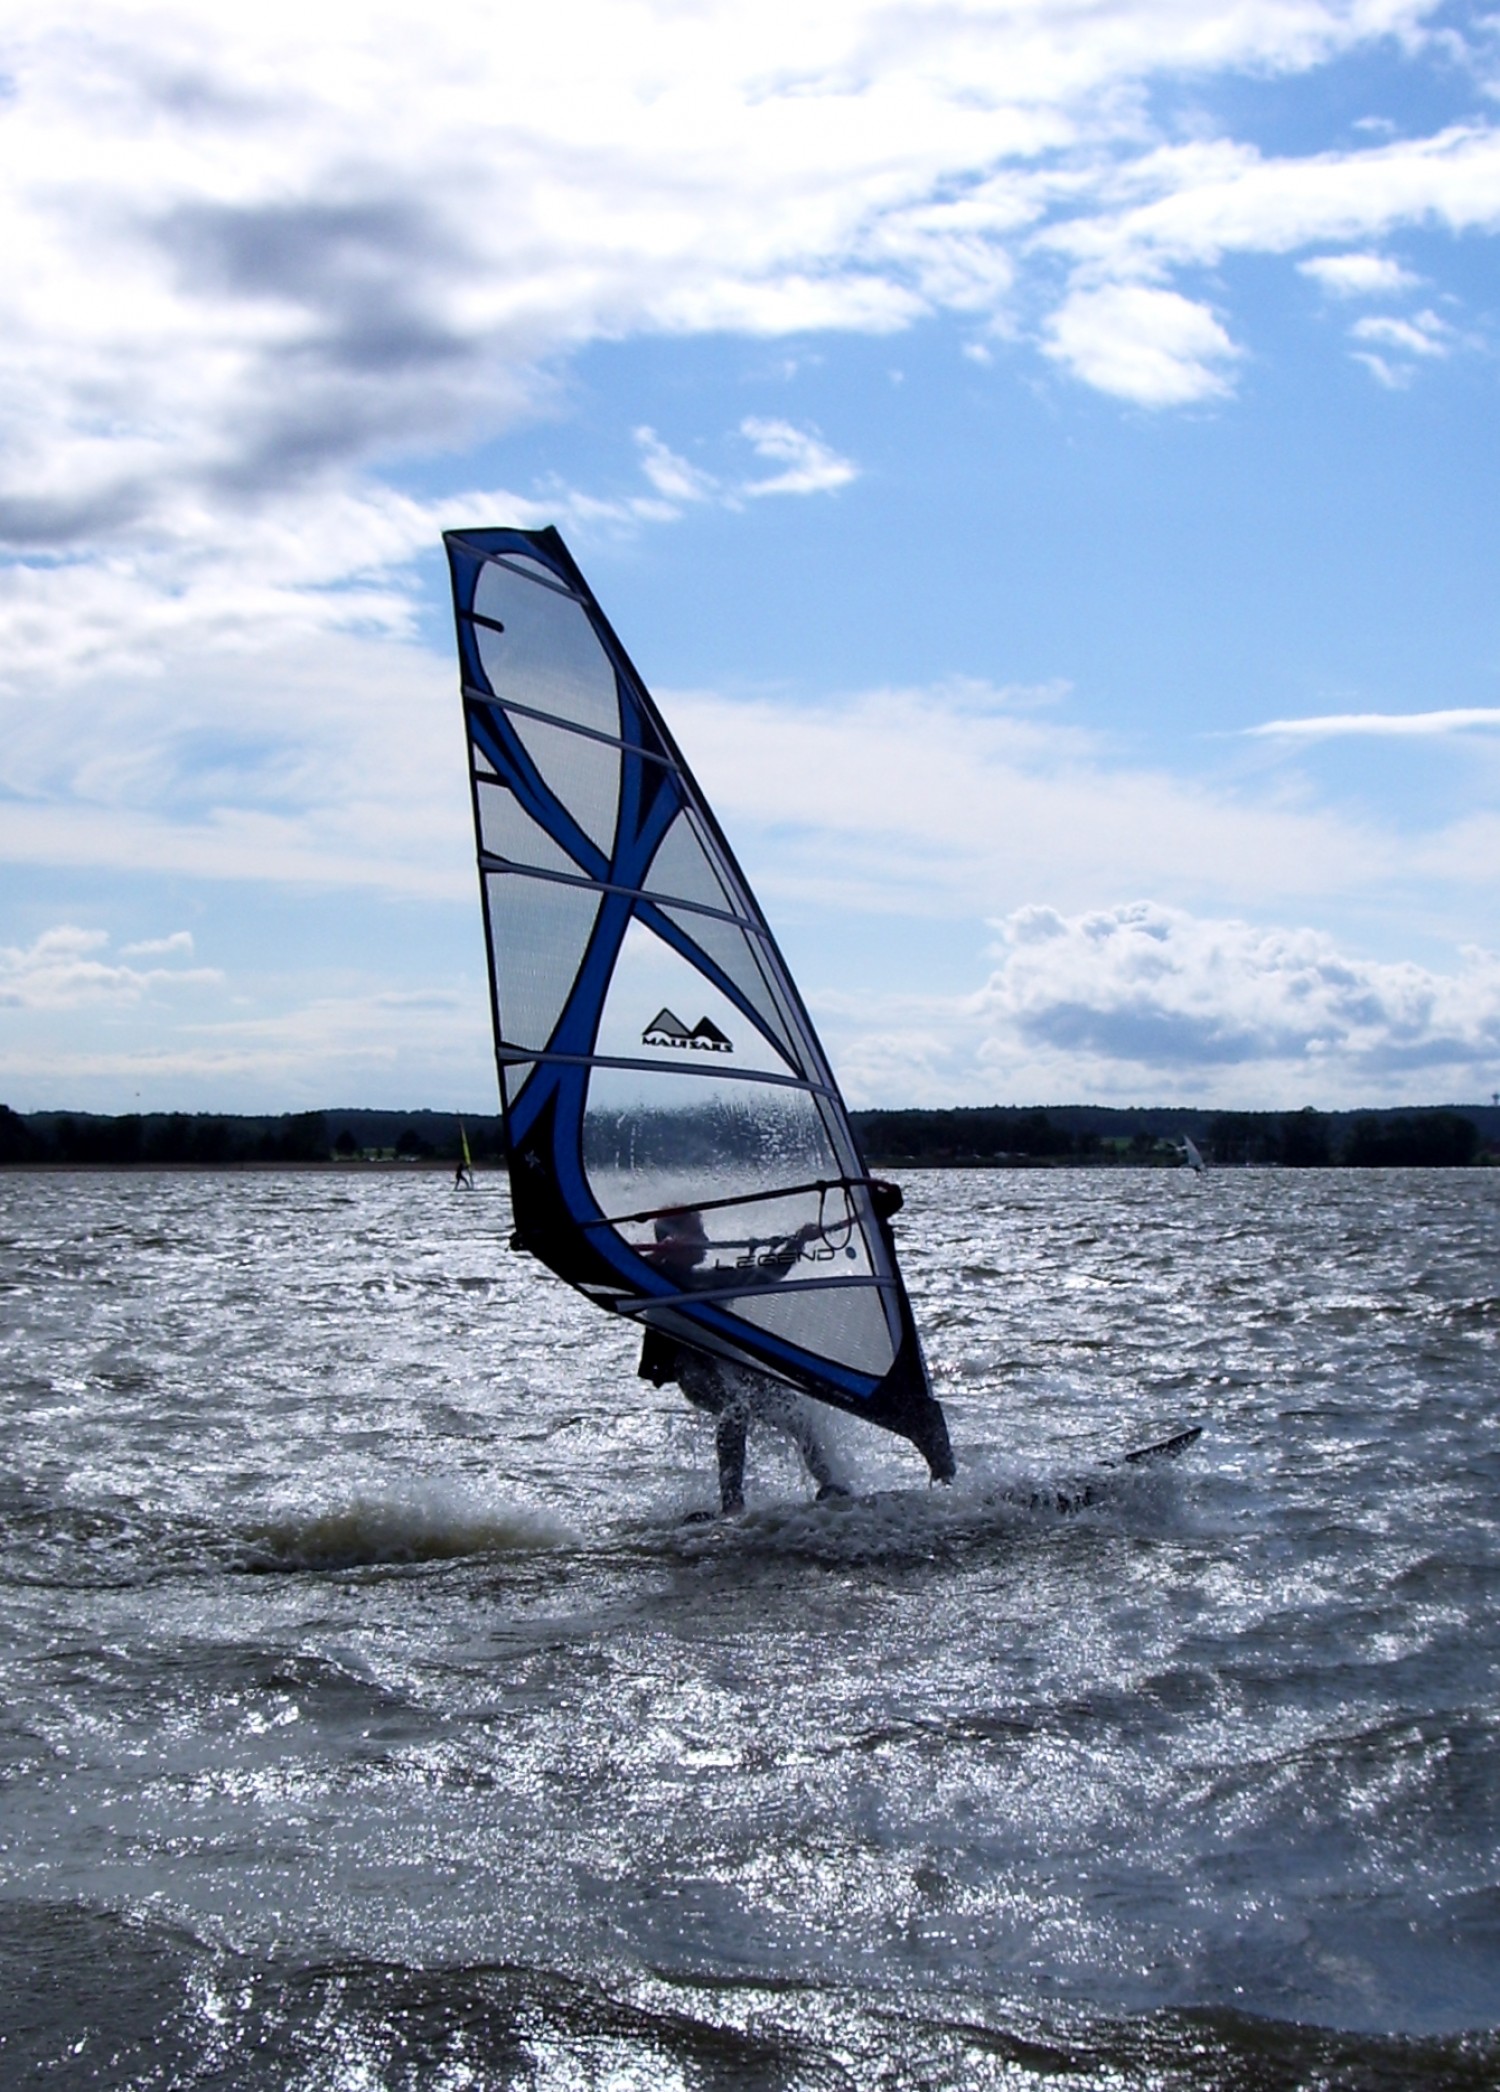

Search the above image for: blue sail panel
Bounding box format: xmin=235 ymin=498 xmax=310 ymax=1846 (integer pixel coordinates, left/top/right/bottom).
xmin=445 ymin=524 xmax=951 ymax=1470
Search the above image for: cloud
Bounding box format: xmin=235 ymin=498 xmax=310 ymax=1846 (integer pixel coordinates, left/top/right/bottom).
xmin=634 ymin=428 xmax=717 ymax=506
xmin=1042 ymin=284 xmax=1241 ymax=404
xmin=0 ymin=0 xmax=1487 ymax=738
xmin=631 ymin=420 xmax=858 ymax=509
xmin=1247 ymin=707 xmax=1500 ymax=738
xmin=738 ymin=418 xmax=858 ymax=496
xmin=829 ymin=902 xmax=1500 ymax=1108
xmin=1348 ymin=304 xmax=1460 ymax=382
xmin=1298 ymin=251 xmax=1419 ymax=296
xmin=120 ymin=930 xmax=196 ymax=957
xmin=982 ymin=901 xmax=1500 ymax=1094
xmin=0 ymin=0 xmax=1480 ymax=603
xmin=1351 ymin=310 xmax=1454 ymax=355
xmin=1044 ymin=124 xmax=1500 ymax=287
xmin=651 ymin=677 xmax=1498 ymax=1107
xmin=0 ymin=926 xmax=220 ymax=1010
xmin=0 ymin=978 xmax=492 ymax=1114
xmin=0 ymin=588 xmax=480 ymax=901
xmin=661 ymin=680 xmax=1390 ymax=924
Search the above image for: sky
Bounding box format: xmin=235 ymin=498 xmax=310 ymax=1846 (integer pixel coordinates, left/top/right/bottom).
xmin=2 ymin=0 xmax=1498 ymax=1115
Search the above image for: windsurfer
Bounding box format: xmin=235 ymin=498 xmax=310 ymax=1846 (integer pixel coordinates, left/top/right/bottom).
xmin=637 ymin=1209 xmax=849 ymax=1514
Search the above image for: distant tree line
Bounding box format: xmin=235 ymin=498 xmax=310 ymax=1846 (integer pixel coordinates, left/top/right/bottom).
xmin=849 ymin=1104 xmax=1491 ymax=1170
xmin=1187 ymin=1108 xmax=1483 ymax=1169
xmin=0 ymin=1101 xmax=1491 ymax=1169
xmin=0 ymin=1107 xmax=505 ymax=1169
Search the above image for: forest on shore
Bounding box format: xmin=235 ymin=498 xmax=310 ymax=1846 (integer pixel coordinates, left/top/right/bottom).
xmin=1 ymin=1101 xmax=1494 ymax=1170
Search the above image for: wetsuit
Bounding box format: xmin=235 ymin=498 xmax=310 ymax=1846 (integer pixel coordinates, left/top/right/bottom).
xmin=639 ymin=1326 xmax=841 ymax=1512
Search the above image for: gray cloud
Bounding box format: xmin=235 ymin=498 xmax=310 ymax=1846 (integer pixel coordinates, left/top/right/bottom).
xmin=970 ymin=901 xmax=1500 ymax=1097
xmin=159 ymin=195 xmax=457 ymax=310
xmin=1012 ymin=998 xmax=1270 ymax=1067
xmin=0 ymin=486 xmax=149 ymax=549
xmin=153 ymin=196 xmax=491 ymax=491
xmin=2 ymin=0 xmax=1488 ymax=580
xmin=831 ymin=900 xmax=1500 ymax=1108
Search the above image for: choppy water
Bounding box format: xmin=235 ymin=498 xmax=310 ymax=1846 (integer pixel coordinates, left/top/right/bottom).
xmin=1 ymin=1164 xmax=1497 ymax=2090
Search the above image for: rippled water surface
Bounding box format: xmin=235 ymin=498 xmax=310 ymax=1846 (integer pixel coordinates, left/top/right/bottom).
xmin=1 ymin=1165 xmax=1497 ymax=2088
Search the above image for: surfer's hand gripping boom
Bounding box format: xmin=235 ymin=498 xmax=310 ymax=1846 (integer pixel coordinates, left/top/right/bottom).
xmin=732 ymin=1218 xmax=841 ymax=1271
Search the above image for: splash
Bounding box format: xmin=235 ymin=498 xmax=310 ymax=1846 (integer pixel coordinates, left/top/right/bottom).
xmin=242 ymin=1484 xmax=572 ymax=1570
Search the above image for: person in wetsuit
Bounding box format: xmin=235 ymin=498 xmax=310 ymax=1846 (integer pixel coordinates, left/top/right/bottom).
xmin=636 ymin=1208 xmax=849 ymax=1515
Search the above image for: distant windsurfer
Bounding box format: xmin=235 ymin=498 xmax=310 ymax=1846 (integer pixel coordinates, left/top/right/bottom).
xmin=637 ymin=1209 xmax=850 ymax=1514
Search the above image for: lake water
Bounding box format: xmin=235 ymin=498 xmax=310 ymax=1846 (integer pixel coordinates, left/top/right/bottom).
xmin=1 ymin=1165 xmax=1497 ymax=2089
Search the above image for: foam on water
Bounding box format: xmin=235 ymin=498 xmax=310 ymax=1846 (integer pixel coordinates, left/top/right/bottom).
xmin=242 ymin=1484 xmax=575 ymax=1571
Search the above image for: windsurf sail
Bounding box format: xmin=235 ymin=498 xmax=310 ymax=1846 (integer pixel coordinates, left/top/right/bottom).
xmin=445 ymin=525 xmax=953 ymax=1479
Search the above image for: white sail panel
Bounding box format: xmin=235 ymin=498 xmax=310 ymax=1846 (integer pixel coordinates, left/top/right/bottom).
xmin=592 ymin=916 xmax=792 ymax=1077
xmin=642 ymin=809 xmax=739 ymax=914
xmin=504 ymin=712 xmax=620 ymax=854
xmin=476 ymin=779 xmax=582 ymax=877
xmin=485 ymin=871 xmax=601 ymax=1051
xmin=473 ymin=558 xmax=621 ymax=740
xmin=500 ymin=1058 xmax=537 ymax=1110
xmin=732 ymin=1281 xmax=897 ymax=1378
xmin=653 ymin=903 xmax=802 ymax=1069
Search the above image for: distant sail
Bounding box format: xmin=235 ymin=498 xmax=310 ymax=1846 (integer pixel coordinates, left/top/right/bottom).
xmin=445 ymin=525 xmax=952 ymax=1475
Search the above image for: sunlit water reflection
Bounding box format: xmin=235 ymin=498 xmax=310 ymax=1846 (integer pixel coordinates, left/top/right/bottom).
xmin=1 ymin=1165 xmax=1496 ymax=2088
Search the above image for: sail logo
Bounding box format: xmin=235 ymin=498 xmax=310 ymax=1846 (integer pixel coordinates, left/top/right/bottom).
xmin=643 ymin=1007 xmax=732 ymax=1053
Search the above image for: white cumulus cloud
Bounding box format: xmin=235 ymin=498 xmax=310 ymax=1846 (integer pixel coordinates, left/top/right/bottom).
xmin=0 ymin=0 xmax=1481 ymax=598
xmin=1042 ymin=284 xmax=1241 ymax=404
xmin=1298 ymin=251 xmax=1419 ymax=295
xmin=976 ymin=901 xmax=1500 ymax=1097
xmin=0 ymin=926 xmax=220 ymax=1010
xmin=738 ymin=418 xmax=859 ymax=496
xmin=829 ymin=902 xmax=1500 ymax=1107
xmin=661 ymin=678 xmax=1389 ymax=925
xmin=1247 ymin=706 xmax=1500 ymax=738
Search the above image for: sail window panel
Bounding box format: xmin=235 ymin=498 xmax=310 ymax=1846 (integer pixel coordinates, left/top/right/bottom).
xmin=476 ymin=778 xmax=581 ymax=877
xmin=593 ymin=916 xmax=789 ymax=1077
xmin=730 ymin=1282 xmax=897 ymax=1380
xmin=657 ymin=904 xmax=802 ymax=1071
xmin=784 ymin=1186 xmax=875 ymax=1280
xmin=486 ymin=552 xmax=574 ymax=593
xmin=642 ymin=810 xmax=740 ymax=916
xmin=581 ymin=1065 xmax=839 ymax=1241
xmin=615 ymin=1187 xmax=873 ymax=1278
xmin=506 ymin=712 xmax=621 ymax=856
xmin=473 ymin=559 xmax=621 ymax=740
xmin=484 ymin=871 xmax=600 ymax=1052
xmin=811 ymin=1088 xmax=867 ymax=1194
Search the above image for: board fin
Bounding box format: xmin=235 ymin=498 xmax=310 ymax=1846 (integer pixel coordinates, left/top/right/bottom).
xmin=1122 ymin=1425 xmax=1202 ymax=1466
